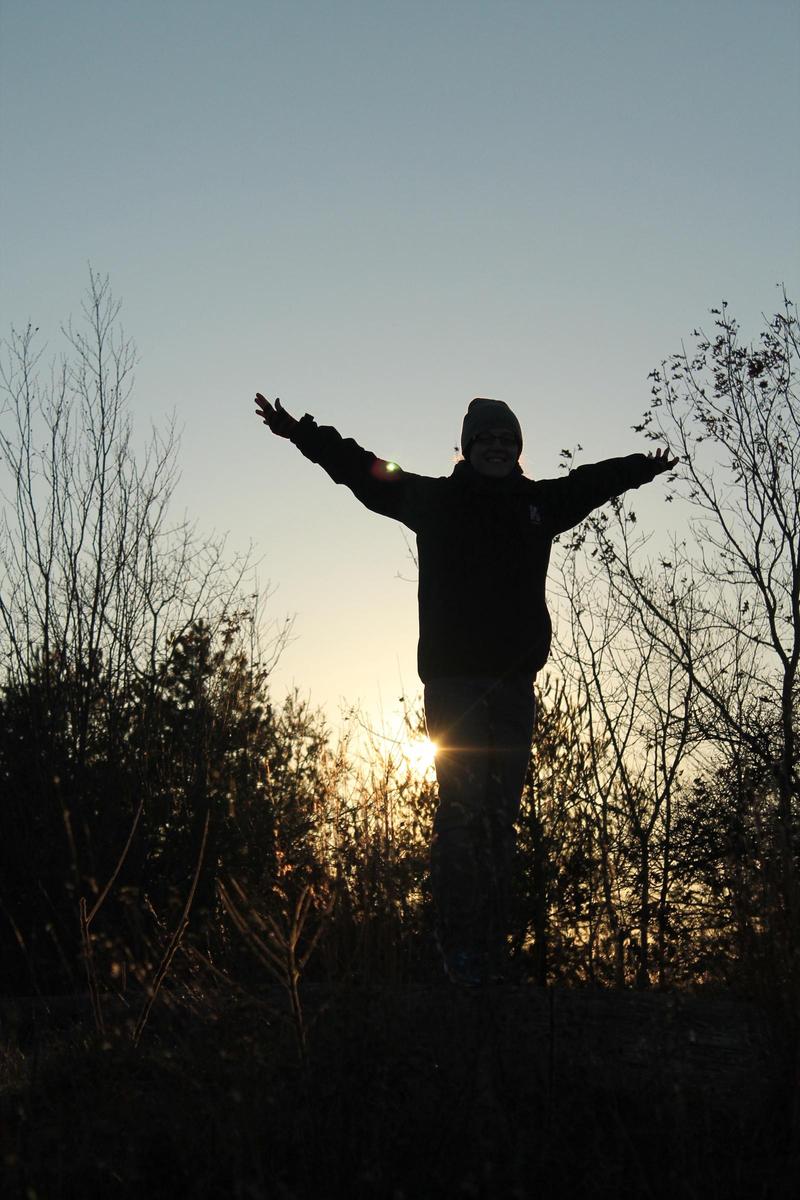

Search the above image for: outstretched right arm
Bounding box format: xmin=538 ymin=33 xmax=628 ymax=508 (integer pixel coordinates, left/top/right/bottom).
xmin=254 ymin=393 xmax=415 ymax=525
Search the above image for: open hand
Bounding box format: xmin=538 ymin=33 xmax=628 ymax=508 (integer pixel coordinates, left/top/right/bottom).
xmin=255 ymin=394 xmax=296 ymax=438
xmin=647 ymin=447 xmax=679 ymax=473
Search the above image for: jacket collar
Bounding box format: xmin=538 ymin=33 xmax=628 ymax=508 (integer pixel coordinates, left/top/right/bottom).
xmin=451 ymin=459 xmax=529 ymax=494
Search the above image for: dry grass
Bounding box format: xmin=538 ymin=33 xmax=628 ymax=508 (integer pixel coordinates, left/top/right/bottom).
xmin=1 ymin=983 xmax=796 ymax=1200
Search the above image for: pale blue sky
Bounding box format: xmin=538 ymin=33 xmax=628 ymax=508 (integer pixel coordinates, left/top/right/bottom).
xmin=2 ymin=0 xmax=798 ymax=733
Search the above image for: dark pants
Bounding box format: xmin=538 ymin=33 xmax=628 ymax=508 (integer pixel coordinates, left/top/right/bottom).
xmin=424 ymin=675 xmax=536 ymax=964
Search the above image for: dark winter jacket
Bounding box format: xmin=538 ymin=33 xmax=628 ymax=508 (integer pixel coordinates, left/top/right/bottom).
xmin=289 ymin=415 xmax=662 ymax=682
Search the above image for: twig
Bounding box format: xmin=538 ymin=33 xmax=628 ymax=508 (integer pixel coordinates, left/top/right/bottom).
xmin=133 ymin=809 xmax=210 ymax=1045
xmin=79 ymin=896 xmax=105 ymax=1036
xmin=85 ymin=795 xmax=145 ymax=927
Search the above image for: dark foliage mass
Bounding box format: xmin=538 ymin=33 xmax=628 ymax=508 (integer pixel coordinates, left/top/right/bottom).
xmin=3 ymin=987 xmax=796 ymax=1200
xmin=0 ymin=279 xmax=798 ymax=1196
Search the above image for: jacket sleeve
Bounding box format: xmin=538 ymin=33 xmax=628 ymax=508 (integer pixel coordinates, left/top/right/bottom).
xmin=288 ymin=413 xmax=420 ymax=527
xmin=536 ymin=454 xmax=662 ymax=536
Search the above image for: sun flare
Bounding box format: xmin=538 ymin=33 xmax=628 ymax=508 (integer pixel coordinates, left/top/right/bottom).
xmin=402 ymin=736 xmax=438 ymax=778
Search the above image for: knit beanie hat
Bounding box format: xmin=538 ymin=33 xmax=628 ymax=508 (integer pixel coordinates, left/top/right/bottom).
xmin=460 ymin=398 xmax=523 ymax=455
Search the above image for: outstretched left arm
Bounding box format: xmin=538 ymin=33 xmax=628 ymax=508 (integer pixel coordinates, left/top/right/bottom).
xmin=539 ymin=446 xmax=678 ymax=536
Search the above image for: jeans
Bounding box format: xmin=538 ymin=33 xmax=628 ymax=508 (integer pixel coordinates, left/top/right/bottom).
xmin=424 ymin=675 xmax=536 ymax=964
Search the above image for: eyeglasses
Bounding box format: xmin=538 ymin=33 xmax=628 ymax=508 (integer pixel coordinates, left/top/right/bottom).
xmin=473 ymin=432 xmax=520 ymax=447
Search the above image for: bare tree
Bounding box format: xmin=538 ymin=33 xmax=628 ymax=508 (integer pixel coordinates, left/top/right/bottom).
xmin=0 ymin=271 xmax=260 ymax=992
xmin=0 ymin=269 xmax=247 ymax=724
xmin=553 ymin=536 xmax=694 ymax=987
xmin=571 ymin=292 xmax=799 ymax=992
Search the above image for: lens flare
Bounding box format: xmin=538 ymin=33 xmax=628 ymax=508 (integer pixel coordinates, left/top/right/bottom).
xmin=369 ymin=459 xmax=402 ymax=480
xmin=403 ymin=736 xmax=437 ymax=778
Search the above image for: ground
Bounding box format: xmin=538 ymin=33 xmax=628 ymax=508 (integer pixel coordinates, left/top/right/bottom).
xmin=1 ymin=984 xmax=796 ymax=1199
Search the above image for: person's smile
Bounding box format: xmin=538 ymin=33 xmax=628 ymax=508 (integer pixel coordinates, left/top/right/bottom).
xmin=469 ymin=429 xmax=520 ymax=477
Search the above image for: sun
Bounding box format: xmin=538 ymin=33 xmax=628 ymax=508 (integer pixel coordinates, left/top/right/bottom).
xmin=402 ymin=735 xmax=438 ymax=779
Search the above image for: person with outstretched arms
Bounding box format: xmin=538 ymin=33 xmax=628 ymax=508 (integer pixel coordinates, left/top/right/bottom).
xmin=254 ymin=392 xmax=677 ymax=986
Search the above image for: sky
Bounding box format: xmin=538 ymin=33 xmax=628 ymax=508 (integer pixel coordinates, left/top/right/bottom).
xmin=1 ymin=0 xmax=798 ymax=742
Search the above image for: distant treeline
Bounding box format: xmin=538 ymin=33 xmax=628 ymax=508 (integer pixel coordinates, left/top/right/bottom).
xmin=1 ymin=275 xmax=797 ymax=1022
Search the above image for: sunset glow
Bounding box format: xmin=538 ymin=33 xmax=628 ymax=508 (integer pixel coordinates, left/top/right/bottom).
xmin=402 ymin=736 xmax=437 ymax=779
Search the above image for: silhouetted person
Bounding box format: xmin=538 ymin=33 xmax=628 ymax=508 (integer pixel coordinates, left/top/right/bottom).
xmin=255 ymin=392 xmax=677 ymax=985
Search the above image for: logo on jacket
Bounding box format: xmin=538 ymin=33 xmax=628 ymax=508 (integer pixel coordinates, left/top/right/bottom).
xmin=529 ymin=505 xmax=542 ymax=525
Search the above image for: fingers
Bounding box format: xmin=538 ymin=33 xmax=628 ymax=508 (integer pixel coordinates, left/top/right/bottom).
xmin=254 ymin=393 xmax=277 ymax=425
xmin=253 ymin=392 xmax=294 ymax=437
xmin=646 ymin=447 xmax=679 ymax=474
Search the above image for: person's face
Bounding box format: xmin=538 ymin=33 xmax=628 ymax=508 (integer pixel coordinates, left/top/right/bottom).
xmin=468 ymin=428 xmax=521 ymax=478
